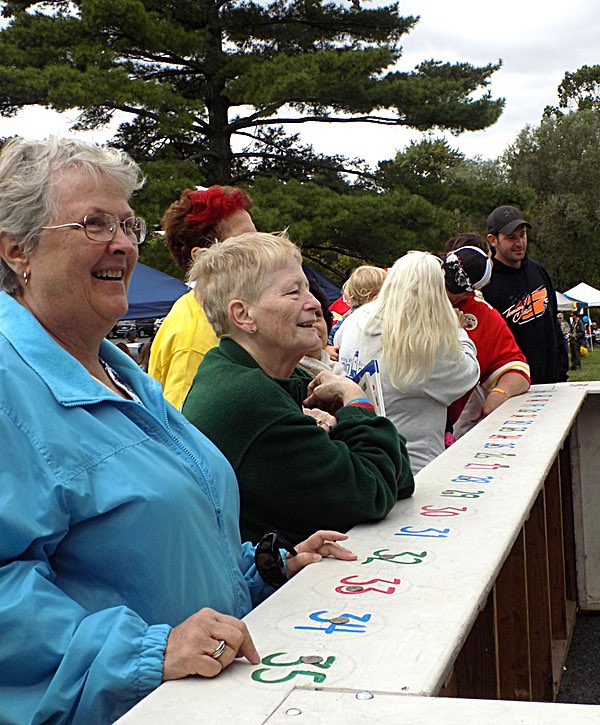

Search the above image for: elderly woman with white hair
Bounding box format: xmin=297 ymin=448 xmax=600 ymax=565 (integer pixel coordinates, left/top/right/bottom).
xmin=0 ymin=138 xmax=356 ymax=724
xmin=182 ymin=232 xmax=414 ymax=547
xmin=338 ymin=251 xmax=480 ymax=474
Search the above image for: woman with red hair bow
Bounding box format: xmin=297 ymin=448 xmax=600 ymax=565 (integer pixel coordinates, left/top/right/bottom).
xmin=149 ymin=186 xmax=255 ymax=408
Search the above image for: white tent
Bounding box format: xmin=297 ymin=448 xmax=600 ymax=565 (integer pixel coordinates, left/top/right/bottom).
xmin=563 ymin=282 xmax=600 ymax=307
xmin=556 ymin=291 xmax=575 ymax=311
xmin=563 ymin=282 xmax=600 ymax=350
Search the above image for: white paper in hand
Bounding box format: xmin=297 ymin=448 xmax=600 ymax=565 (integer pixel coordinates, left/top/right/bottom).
xmin=351 ymin=359 xmax=386 ymax=417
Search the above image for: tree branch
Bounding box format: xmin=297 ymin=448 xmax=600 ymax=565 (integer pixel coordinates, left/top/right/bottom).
xmin=112 ymin=103 xmax=160 ymax=121
xmin=302 ymin=247 xmax=368 ymax=275
xmin=231 ymin=149 xmax=375 ymax=180
xmin=234 ymin=113 xmax=409 ymax=129
xmin=227 ymin=103 xmax=286 ymax=132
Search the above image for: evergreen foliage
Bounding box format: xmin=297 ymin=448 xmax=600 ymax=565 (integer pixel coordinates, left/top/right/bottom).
xmin=504 ymin=108 xmax=600 ymax=290
xmin=0 ymin=0 xmax=503 ymax=187
xmin=556 ymin=64 xmax=600 ymax=113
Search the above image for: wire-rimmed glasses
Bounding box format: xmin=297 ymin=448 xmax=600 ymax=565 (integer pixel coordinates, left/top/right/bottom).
xmin=41 ymin=213 xmax=147 ymax=245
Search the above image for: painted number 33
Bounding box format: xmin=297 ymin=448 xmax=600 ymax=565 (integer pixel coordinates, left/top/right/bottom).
xmin=335 ymin=575 xmax=402 ymax=595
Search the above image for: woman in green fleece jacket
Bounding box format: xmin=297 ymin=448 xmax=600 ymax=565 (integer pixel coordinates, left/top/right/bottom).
xmin=182 ymin=232 xmax=414 ymax=546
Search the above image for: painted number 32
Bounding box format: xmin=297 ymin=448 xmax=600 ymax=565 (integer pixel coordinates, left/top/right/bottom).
xmin=420 ymin=505 xmax=468 ymax=517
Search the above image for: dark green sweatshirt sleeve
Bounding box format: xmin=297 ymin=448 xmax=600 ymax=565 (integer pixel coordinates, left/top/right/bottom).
xmin=233 ymin=404 xmax=414 ymax=546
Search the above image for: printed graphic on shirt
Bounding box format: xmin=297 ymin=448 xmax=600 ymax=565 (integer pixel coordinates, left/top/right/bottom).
xmin=462 ymin=313 xmax=478 ymax=331
xmin=503 ymin=286 xmax=548 ymax=325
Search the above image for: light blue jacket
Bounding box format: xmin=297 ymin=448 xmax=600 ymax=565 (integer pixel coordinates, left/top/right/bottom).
xmin=0 ymin=292 xmax=273 ymax=724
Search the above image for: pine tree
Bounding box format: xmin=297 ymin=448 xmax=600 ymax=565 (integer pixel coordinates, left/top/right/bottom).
xmin=0 ymin=0 xmax=503 ymax=185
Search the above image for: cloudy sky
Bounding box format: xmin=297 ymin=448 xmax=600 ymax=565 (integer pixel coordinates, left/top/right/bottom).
xmin=0 ymin=0 xmax=598 ymax=166
xmin=299 ymin=0 xmax=600 ymax=164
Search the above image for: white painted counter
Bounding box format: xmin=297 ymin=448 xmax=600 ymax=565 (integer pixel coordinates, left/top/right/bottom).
xmin=117 ymin=383 xmax=598 ymax=723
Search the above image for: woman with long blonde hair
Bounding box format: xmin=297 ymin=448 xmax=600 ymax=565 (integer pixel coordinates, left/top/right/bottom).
xmin=338 ymin=251 xmax=479 ymax=473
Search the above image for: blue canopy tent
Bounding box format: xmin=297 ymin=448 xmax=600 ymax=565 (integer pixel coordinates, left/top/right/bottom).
xmin=121 ymin=262 xmax=341 ymax=320
xmin=122 ymin=262 xmax=189 ymax=319
xmin=302 ymin=264 xmax=342 ymax=305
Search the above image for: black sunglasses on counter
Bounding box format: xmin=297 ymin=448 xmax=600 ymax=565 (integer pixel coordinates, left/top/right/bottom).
xmin=255 ymin=530 xmax=298 ymax=588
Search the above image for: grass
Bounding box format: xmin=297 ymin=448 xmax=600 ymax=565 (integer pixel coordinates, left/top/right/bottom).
xmin=568 ymin=345 xmax=600 ymax=382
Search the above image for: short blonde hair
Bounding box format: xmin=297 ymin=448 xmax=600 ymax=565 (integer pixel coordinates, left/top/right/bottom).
xmin=365 ymin=251 xmax=461 ymax=391
xmin=189 ymin=231 xmax=302 ymax=337
xmin=342 ymin=265 xmax=387 ymax=307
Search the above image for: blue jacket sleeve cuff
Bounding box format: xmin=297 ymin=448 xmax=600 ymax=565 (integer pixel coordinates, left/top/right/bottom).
xmin=134 ymin=623 xmax=172 ymax=698
xmin=240 ymin=541 xmax=277 ymax=607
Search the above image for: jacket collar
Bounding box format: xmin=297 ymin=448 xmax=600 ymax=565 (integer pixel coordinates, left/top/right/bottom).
xmin=218 ymin=337 xmax=310 ymax=402
xmin=0 ymin=291 xmax=163 ymax=409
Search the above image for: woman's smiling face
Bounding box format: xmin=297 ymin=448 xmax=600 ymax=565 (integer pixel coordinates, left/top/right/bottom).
xmin=21 ymin=169 xmax=139 ymax=348
xmin=250 ymin=258 xmax=321 ymax=369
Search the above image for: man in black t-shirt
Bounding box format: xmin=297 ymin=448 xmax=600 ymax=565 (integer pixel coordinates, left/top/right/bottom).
xmin=483 ymin=205 xmax=566 ymax=384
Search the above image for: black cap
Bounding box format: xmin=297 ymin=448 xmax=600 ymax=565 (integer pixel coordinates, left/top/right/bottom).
xmin=443 ymin=246 xmax=492 ymax=295
xmin=487 ymin=206 xmax=531 ymax=236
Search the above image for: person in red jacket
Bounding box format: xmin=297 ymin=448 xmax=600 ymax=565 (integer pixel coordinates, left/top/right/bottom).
xmin=443 ymin=234 xmax=531 ymax=438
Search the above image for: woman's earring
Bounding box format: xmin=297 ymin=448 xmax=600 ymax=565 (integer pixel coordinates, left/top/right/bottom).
xmin=23 ymin=270 xmax=29 ymax=286
xmin=250 ymin=326 xmax=257 ymax=333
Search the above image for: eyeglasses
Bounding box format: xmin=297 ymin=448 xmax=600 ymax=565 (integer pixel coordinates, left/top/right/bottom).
xmin=254 ymin=530 xmax=297 ymax=588
xmin=41 ymin=213 xmax=147 ymax=245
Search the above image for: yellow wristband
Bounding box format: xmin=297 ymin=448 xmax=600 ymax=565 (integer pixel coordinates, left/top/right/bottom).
xmin=490 ymin=387 xmax=511 ymax=399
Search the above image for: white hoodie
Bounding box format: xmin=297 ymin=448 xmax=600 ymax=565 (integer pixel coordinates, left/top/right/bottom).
xmin=338 ymin=302 xmax=479 ymax=474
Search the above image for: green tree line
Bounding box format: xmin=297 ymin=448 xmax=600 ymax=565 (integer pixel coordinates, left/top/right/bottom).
xmin=1 ymin=1 xmax=599 ymax=290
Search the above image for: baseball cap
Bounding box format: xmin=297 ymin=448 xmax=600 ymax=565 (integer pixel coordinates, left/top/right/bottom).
xmin=487 ymin=206 xmax=531 ymax=236
xmin=443 ymin=246 xmax=492 ymax=294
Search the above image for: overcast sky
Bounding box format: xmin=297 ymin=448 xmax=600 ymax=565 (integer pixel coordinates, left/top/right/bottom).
xmin=299 ymin=0 xmax=600 ymax=164
xmin=0 ymin=0 xmax=599 ymax=166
